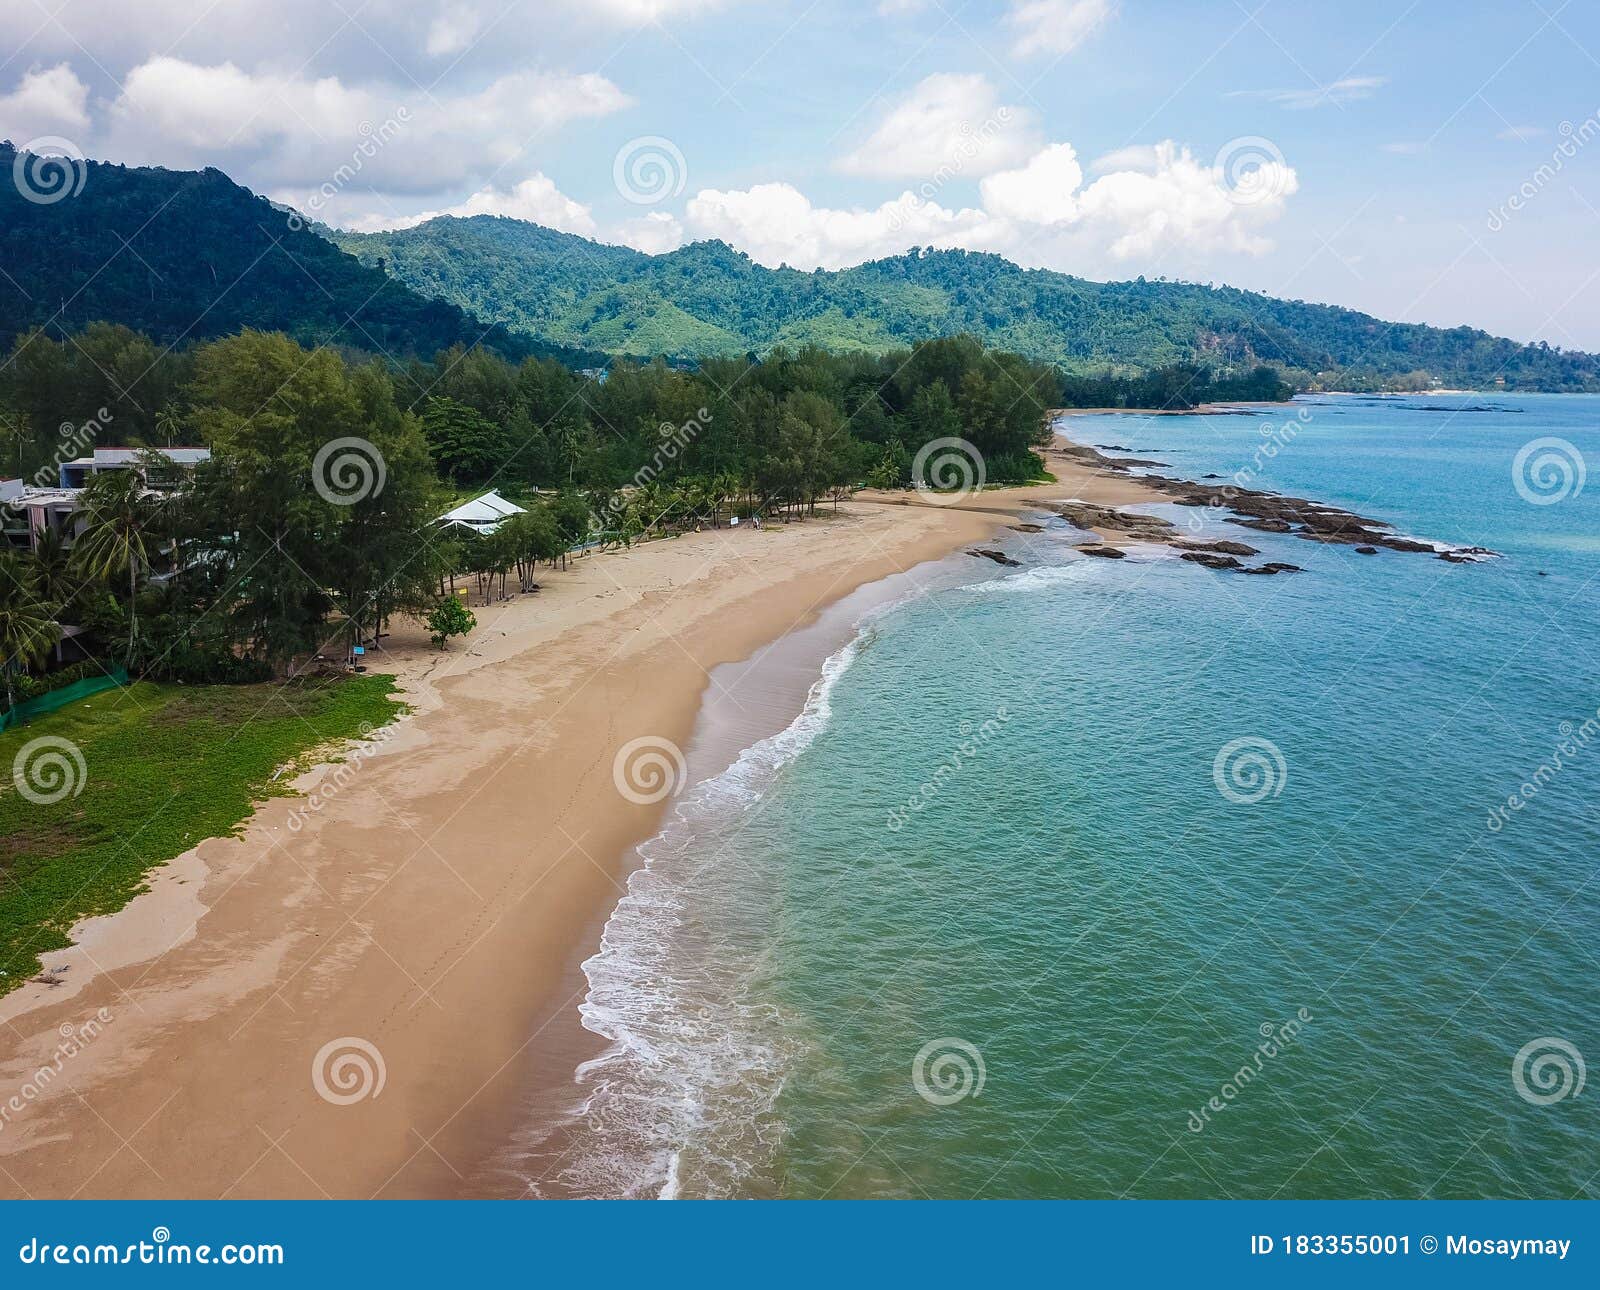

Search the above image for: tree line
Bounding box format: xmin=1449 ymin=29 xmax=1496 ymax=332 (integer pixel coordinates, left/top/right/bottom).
xmin=2 ymin=327 xmax=1071 ymax=694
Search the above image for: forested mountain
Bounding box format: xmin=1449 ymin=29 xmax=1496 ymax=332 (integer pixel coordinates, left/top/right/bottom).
xmin=0 ymin=144 xmax=597 ymax=366
xmin=332 ymin=215 xmax=1600 ymax=391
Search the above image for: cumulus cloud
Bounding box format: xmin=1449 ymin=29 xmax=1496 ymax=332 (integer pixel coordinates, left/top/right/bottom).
xmin=684 ymin=182 xmax=994 ymax=268
xmin=102 ymin=57 xmax=629 ymax=194
xmin=627 ymin=135 xmax=1299 ymax=273
xmin=1007 ymin=0 xmax=1114 ymax=59
xmin=0 ymin=64 xmax=92 ymax=141
xmin=664 ymin=137 xmax=1298 ymax=272
xmin=979 ymin=142 xmax=1083 ymax=224
xmin=836 ymin=73 xmax=1039 ymax=179
xmin=351 ymin=173 xmax=600 ymax=236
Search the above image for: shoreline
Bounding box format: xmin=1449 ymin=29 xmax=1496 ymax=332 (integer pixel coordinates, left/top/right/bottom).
xmin=0 ymin=498 xmax=1022 ymax=1198
xmin=0 ymin=417 xmax=1458 ymax=1198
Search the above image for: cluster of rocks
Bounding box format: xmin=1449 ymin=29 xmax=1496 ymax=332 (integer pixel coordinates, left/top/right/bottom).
xmin=1047 ymin=437 xmax=1499 ymax=565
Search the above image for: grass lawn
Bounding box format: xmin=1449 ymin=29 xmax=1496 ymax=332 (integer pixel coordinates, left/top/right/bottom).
xmin=0 ymin=674 xmax=404 ymax=996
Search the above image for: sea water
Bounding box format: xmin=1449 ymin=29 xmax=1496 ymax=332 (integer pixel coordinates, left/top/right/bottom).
xmin=558 ymin=394 xmax=1599 ymax=1199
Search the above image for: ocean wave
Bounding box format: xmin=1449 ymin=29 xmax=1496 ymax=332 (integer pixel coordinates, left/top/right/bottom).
xmin=549 ymin=612 xmax=881 ymax=1199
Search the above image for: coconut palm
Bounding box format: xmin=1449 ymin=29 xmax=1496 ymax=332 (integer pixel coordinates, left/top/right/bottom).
xmin=70 ymin=468 xmax=155 ymax=665
xmin=0 ymin=553 xmax=60 ymax=710
xmin=29 ymin=524 xmax=76 ymax=611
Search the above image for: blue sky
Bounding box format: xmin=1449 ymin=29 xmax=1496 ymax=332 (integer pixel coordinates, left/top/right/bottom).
xmin=3 ymin=0 xmax=1598 ymax=347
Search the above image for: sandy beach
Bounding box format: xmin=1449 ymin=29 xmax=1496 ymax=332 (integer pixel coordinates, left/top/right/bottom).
xmin=0 ymin=441 xmax=1157 ymax=1200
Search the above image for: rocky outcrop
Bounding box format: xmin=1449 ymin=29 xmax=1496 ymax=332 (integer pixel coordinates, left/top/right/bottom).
xmin=1078 ymin=545 xmax=1127 ymax=558
xmin=1171 ymin=538 xmax=1260 ymax=557
xmin=1180 ymin=551 xmax=1245 ymax=570
xmin=969 ymin=548 xmax=1022 ymax=567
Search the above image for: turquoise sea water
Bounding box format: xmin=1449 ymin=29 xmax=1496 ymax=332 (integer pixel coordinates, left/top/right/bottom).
xmin=562 ymin=394 xmax=1599 ymax=1199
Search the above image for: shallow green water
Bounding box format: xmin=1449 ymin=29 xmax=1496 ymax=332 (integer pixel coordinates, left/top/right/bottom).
xmin=567 ymin=394 xmax=1599 ymax=1199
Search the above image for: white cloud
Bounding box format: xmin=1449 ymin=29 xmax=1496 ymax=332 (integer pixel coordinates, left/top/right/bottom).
xmin=1496 ymin=125 xmax=1546 ymax=142
xmin=0 ymin=64 xmax=91 ymax=141
xmin=104 ymin=57 xmax=629 ymax=193
xmin=837 ymin=73 xmax=1038 ymax=179
xmin=425 ymin=3 xmax=481 ymax=56
xmin=1068 ymin=140 xmax=1295 ymax=258
xmin=617 ymin=210 xmax=686 ymax=254
xmin=684 ymin=182 xmax=994 ymax=269
xmin=678 ymin=137 xmax=1297 ymax=272
xmin=1229 ymin=76 xmax=1385 ymax=110
xmin=1007 ymin=0 xmax=1114 ymax=59
xmin=980 ymin=142 xmax=1082 ymax=223
xmin=353 ymin=173 xmax=600 ymax=235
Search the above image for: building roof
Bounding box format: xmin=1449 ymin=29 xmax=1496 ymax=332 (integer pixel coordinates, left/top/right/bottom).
xmin=61 ymin=447 xmax=212 ymax=469
xmin=435 ymin=490 xmax=526 ymax=534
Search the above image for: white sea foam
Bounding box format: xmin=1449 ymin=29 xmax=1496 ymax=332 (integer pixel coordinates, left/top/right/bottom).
xmin=551 ymin=614 xmax=880 ymax=1199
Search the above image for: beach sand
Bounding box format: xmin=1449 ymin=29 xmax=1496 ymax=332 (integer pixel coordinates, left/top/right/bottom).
xmin=0 ymin=441 xmax=1158 ymax=1199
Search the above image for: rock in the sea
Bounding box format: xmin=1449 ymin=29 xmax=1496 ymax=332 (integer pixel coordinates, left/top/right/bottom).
xmin=1355 ymin=546 xmax=1378 ymax=555
xmin=1241 ymin=562 xmax=1303 ymax=575
xmin=1011 ymin=523 xmax=1045 ymax=533
xmin=969 ymin=548 xmax=1022 ymax=567
xmin=1172 ymin=538 xmax=1260 ymax=557
xmin=1078 ymin=545 xmax=1127 ymax=559
xmin=1179 ymin=551 xmax=1245 ymax=570
xmin=1230 ymin=517 xmax=1295 ymax=533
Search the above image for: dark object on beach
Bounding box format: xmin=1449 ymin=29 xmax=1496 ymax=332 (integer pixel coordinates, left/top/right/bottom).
xmin=1172 ymin=538 xmax=1259 ymax=557
xmin=1202 ymin=472 xmax=1223 ymax=479
xmin=1179 ymin=551 xmax=1245 ymax=570
xmin=1078 ymin=545 xmax=1127 ymax=559
xmin=1241 ymin=562 xmax=1303 ymax=575
xmin=969 ymin=548 xmax=1022 ymax=567
xmin=1355 ymin=546 xmax=1378 ymax=555
xmin=1012 ymin=523 xmax=1045 ymax=533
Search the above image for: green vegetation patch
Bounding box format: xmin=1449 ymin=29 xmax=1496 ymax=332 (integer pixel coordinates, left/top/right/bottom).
xmin=0 ymin=674 xmax=404 ymax=995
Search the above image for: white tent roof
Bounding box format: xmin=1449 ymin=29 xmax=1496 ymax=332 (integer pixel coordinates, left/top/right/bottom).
xmin=435 ymin=490 xmax=526 ymax=533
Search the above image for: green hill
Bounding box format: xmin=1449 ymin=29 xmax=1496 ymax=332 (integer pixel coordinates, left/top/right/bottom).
xmin=331 ymin=215 xmax=1600 ymax=391
xmin=0 ymin=143 xmax=598 ymax=366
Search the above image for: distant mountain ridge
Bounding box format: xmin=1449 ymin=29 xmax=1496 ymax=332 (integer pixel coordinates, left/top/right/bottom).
xmin=330 ymin=215 xmax=1600 ymax=391
xmin=0 ymin=144 xmax=600 ymax=366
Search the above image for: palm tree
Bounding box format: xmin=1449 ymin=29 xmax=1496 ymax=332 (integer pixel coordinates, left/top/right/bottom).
xmin=29 ymin=524 xmax=76 ymax=611
xmin=70 ymin=469 xmax=154 ymax=665
xmin=0 ymin=554 xmax=60 ymax=710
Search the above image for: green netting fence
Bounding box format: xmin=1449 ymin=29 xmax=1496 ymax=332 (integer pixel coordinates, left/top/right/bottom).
xmin=0 ymin=668 xmax=129 ymax=732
